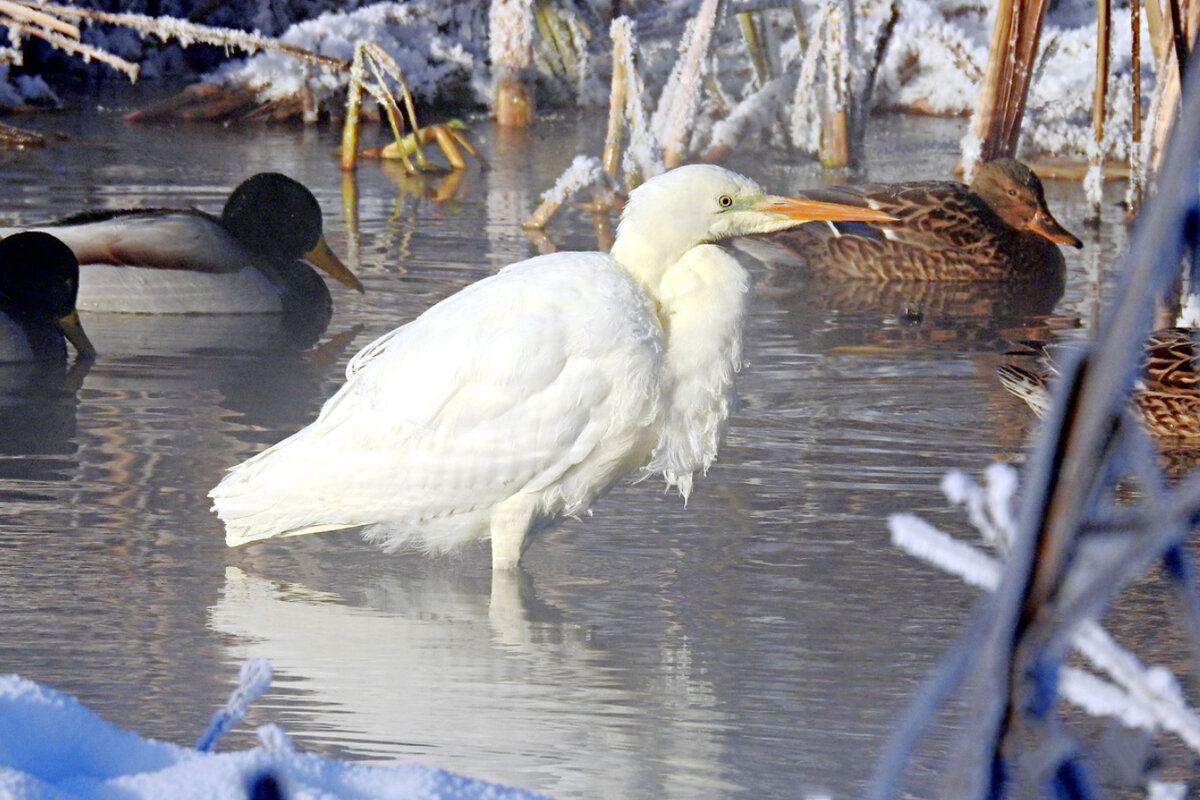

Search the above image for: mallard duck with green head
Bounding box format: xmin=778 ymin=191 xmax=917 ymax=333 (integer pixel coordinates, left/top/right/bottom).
xmin=0 ymin=231 xmax=95 ymax=363
xmin=1 ymin=173 xmax=362 ymax=322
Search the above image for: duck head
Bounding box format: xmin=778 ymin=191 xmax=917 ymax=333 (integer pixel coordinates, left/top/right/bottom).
xmin=222 ymin=173 xmax=364 ymax=292
xmin=971 ymin=159 xmax=1083 ymax=249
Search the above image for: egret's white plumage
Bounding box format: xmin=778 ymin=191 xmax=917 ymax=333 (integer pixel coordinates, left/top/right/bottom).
xmin=209 ymin=164 xmax=894 ymax=568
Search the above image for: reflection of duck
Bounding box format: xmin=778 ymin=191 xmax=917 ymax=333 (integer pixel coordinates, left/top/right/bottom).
xmin=0 ymin=232 xmax=95 ymax=363
xmin=740 ymin=159 xmax=1082 ymax=282
xmin=998 ymin=328 xmax=1200 ymax=442
xmin=2 ymin=174 xmax=362 ymax=327
xmin=785 ymin=270 xmax=1064 ymax=327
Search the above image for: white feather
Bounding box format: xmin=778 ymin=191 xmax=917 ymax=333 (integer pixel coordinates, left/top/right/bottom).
xmin=211 ymin=164 xmax=876 ymax=568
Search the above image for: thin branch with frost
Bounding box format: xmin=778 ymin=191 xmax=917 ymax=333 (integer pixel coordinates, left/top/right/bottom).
xmin=889 ymin=469 xmax=1200 ymax=800
xmin=0 ymin=0 xmax=78 ymax=39
xmin=195 ymin=658 xmax=273 ymax=753
xmin=523 ymin=154 xmax=607 ymax=230
xmin=705 ymin=75 xmax=790 ymax=161
xmin=38 ymin=2 xmax=347 ymax=71
xmin=22 ymin=24 xmax=139 ymax=80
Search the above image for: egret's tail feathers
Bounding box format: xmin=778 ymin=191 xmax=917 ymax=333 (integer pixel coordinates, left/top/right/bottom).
xmin=209 ymin=456 xmax=366 ymax=548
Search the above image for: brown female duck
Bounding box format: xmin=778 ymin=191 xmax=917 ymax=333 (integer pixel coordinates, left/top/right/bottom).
xmin=746 ymin=159 xmax=1082 ymax=282
xmin=997 ymin=328 xmax=1200 ymax=442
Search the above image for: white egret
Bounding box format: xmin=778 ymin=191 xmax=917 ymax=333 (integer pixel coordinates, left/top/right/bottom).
xmin=209 ymin=164 xmax=893 ymax=568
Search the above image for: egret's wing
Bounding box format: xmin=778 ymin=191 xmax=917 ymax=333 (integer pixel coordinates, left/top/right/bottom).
xmin=212 ymin=252 xmax=664 ymax=545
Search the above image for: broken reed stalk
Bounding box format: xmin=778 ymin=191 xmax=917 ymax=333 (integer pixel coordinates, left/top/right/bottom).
xmin=820 ymin=1 xmax=850 ymax=168
xmin=1167 ymin=0 xmax=1190 ymax=79
xmin=1128 ymin=0 xmax=1144 ymax=215
xmin=340 ymin=46 xmax=367 ymax=171
xmin=1147 ymin=0 xmax=1200 ymax=172
xmin=489 ymin=0 xmax=536 ymax=126
xmin=601 ymin=20 xmax=629 ymax=177
xmin=0 ymin=119 xmax=44 ymax=148
xmin=969 ymin=0 xmax=1052 ymax=160
xmin=1088 ymin=0 xmax=1111 ymax=221
xmin=364 ymin=43 xmax=426 ymax=172
xmin=1144 ymin=0 xmax=1167 ymax=65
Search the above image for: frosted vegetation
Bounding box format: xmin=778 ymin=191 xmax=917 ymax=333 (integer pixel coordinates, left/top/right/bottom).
xmin=0 ymin=0 xmax=1152 ymax=166
xmin=2 ymin=0 xmax=1196 ymax=797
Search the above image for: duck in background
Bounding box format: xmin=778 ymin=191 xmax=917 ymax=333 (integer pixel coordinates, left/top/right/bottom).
xmin=998 ymin=328 xmax=1200 ymax=443
xmin=1 ymin=173 xmax=362 ymax=341
xmin=740 ymin=158 xmax=1083 ymax=282
xmin=0 ymin=231 xmax=95 ymax=363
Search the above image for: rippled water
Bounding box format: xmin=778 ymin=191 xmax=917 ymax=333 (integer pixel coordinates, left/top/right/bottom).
xmin=0 ymin=88 xmax=1137 ymax=798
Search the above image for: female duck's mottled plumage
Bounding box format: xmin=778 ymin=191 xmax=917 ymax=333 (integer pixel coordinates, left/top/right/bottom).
xmin=749 ymin=158 xmax=1083 ymax=282
xmin=1 ymin=173 xmax=361 ymax=324
xmin=998 ymin=328 xmax=1200 ymax=442
xmin=0 ymin=232 xmax=95 ymax=363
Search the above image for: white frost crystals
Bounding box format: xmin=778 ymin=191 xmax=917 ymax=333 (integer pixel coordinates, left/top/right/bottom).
xmin=890 ymin=464 xmax=1200 ymax=797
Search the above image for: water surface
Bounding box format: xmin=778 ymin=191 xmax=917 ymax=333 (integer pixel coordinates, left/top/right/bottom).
xmin=0 ymin=91 xmax=1138 ymax=798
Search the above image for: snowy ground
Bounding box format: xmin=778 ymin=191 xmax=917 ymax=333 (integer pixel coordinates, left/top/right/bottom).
xmin=0 ymin=666 xmax=549 ymax=800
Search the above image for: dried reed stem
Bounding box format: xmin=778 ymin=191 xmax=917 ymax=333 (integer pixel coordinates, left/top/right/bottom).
xmin=1128 ymin=0 xmax=1144 ymax=214
xmin=0 ymin=0 xmax=78 ymax=39
xmin=601 ymin=22 xmax=630 ymax=177
xmin=969 ymin=0 xmax=1052 ymax=159
xmin=820 ymin=1 xmax=850 ymax=167
xmin=340 ymin=47 xmax=366 ymax=171
xmin=1087 ymin=0 xmax=1111 ymax=220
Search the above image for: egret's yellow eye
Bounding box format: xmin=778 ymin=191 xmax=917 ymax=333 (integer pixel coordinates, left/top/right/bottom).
xmin=718 ymin=194 xmax=734 ymax=209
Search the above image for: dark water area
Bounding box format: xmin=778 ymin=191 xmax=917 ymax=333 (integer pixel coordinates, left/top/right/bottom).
xmin=0 ymin=86 xmax=1149 ymax=798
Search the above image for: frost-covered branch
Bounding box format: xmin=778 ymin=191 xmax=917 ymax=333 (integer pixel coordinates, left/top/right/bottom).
xmin=891 ymin=467 xmax=1200 ymax=759
xmin=195 ymin=658 xmax=273 ymax=753
xmin=39 ymin=2 xmax=347 ymax=71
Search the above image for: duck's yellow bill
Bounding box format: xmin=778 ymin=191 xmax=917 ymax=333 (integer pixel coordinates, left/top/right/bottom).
xmin=767 ymin=197 xmax=897 ymax=223
xmin=304 ymin=235 xmax=364 ymax=293
xmin=57 ymin=309 xmax=96 ymax=360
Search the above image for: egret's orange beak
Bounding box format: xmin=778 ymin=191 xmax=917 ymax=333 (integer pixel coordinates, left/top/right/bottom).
xmin=304 ymin=235 xmax=364 ymax=293
xmin=766 ymin=196 xmax=897 ymax=223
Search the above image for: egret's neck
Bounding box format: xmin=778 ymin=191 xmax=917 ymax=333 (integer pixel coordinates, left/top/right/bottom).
xmin=609 ymin=226 xmax=693 ymax=299
xmin=644 ymin=243 xmax=749 ymax=499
